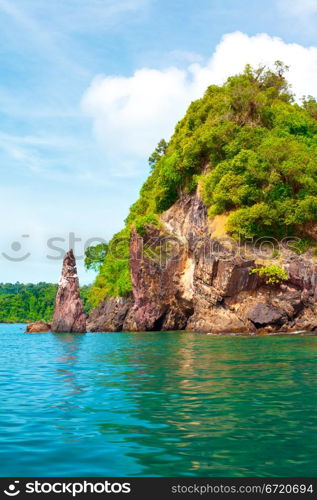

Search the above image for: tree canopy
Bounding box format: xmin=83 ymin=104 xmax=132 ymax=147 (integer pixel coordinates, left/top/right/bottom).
xmin=0 ymin=282 xmax=91 ymax=323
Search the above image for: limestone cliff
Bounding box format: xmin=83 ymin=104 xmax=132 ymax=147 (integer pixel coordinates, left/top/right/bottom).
xmin=88 ymin=194 xmax=317 ymax=333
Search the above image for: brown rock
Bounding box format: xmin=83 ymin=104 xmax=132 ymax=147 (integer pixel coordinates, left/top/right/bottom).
xmin=51 ymin=249 xmax=87 ymax=333
xmin=88 ymin=297 xmax=133 ymax=332
xmin=89 ymin=192 xmax=317 ymax=333
xmin=123 ymin=227 xmax=190 ymax=331
xmin=25 ymin=321 xmax=51 ymax=333
xmin=292 ymin=307 xmax=317 ymax=331
xmin=186 ymin=304 xmax=250 ymax=333
xmin=247 ymin=303 xmax=288 ymax=328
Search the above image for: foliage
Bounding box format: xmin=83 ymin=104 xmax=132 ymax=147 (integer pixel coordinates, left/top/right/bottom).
xmin=87 ymin=62 xmax=317 ymax=305
xmin=250 ymin=265 xmax=288 ymax=285
xmin=289 ymin=238 xmax=314 ymax=255
xmin=0 ymin=282 xmax=91 ymax=323
xmin=135 ymin=214 xmax=160 ymax=236
xmin=84 ymin=243 xmax=108 ymax=271
xmin=79 ymin=285 xmax=92 ymax=314
xmin=302 ymin=96 xmax=317 ymax=120
xmin=148 ymin=139 xmax=167 ymax=167
xmin=86 ymin=228 xmax=132 ymax=308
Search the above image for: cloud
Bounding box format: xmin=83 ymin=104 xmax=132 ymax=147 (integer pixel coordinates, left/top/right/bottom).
xmin=82 ymin=67 xmax=193 ymax=174
xmin=82 ymin=31 xmax=317 ymax=176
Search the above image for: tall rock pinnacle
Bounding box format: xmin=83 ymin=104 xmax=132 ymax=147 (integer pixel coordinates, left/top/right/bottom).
xmin=51 ymin=249 xmax=87 ymax=333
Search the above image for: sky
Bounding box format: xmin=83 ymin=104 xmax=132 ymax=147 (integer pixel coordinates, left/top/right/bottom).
xmin=2 ymin=0 xmax=317 ymax=284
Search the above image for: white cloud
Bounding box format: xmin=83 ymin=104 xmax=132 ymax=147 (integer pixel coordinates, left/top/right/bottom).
xmin=82 ymin=68 xmax=192 ymax=170
xmin=82 ymin=31 xmax=317 ymax=176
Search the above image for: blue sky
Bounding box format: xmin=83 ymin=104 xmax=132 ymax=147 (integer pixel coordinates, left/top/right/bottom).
xmin=1 ymin=0 xmax=317 ymax=284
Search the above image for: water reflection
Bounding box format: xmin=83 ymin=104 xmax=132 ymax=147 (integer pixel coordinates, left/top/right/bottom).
xmin=96 ymin=334 xmax=317 ymax=477
xmin=53 ymin=333 xmax=85 ymax=389
xmin=51 ymin=334 xmax=87 ymax=441
xmin=2 ymin=327 xmax=317 ymax=477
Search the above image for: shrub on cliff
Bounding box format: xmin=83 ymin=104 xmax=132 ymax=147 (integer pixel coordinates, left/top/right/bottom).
xmin=135 ymin=214 xmax=160 ymax=236
xmin=250 ymin=265 xmax=288 ymax=285
xmin=86 ymin=228 xmax=132 ymax=308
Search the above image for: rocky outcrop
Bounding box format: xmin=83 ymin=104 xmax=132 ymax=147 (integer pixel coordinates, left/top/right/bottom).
xmin=90 ymin=193 xmax=317 ymax=333
xmin=123 ymin=227 xmax=193 ymax=331
xmin=51 ymin=250 xmax=87 ymax=333
xmin=25 ymin=321 xmax=51 ymax=333
xmin=88 ymin=297 xmax=133 ymax=332
xmin=247 ymin=304 xmax=288 ymax=328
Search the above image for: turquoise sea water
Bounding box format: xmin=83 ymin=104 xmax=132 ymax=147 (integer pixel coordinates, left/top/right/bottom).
xmin=1 ymin=323 xmax=317 ymax=477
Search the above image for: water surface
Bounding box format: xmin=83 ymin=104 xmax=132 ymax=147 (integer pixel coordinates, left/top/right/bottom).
xmin=1 ymin=324 xmax=317 ymax=477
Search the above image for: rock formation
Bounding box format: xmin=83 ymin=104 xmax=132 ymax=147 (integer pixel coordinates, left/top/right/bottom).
xmin=88 ymin=193 xmax=317 ymax=334
xmin=51 ymin=249 xmax=87 ymax=333
xmin=88 ymin=297 xmax=133 ymax=332
xmin=25 ymin=321 xmax=51 ymax=333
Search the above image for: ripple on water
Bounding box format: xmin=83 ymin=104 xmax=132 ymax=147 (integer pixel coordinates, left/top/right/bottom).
xmin=0 ymin=325 xmax=317 ymax=476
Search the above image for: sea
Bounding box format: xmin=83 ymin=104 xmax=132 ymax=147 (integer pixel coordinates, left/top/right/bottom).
xmin=1 ymin=323 xmax=317 ymax=477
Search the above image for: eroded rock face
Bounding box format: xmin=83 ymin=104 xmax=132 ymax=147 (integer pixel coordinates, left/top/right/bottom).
xmin=25 ymin=321 xmax=51 ymax=333
xmin=90 ymin=194 xmax=317 ymax=333
xmin=247 ymin=304 xmax=287 ymax=328
xmin=88 ymin=297 xmax=133 ymax=332
xmin=51 ymin=250 xmax=87 ymax=333
xmin=123 ymin=227 xmax=193 ymax=331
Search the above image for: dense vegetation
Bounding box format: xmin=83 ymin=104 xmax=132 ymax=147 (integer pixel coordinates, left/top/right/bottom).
xmin=87 ymin=62 xmax=317 ymax=306
xmin=0 ymin=283 xmax=91 ymax=323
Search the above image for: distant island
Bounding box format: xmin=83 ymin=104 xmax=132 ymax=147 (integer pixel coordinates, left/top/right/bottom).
xmin=0 ymin=282 xmax=91 ymax=323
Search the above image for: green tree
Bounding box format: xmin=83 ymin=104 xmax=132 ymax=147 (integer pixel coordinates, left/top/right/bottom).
xmin=0 ymin=282 xmax=92 ymax=323
xmin=84 ymin=243 xmax=109 ymax=271
xmin=148 ymin=139 xmax=167 ymax=168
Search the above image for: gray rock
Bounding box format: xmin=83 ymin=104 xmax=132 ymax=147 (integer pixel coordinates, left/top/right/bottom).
xmin=247 ymin=303 xmax=288 ymax=327
xmin=88 ymin=297 xmax=133 ymax=332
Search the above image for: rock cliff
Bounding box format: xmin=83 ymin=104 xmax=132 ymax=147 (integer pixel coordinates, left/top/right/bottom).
xmin=52 ymin=249 xmax=87 ymax=333
xmin=88 ymin=193 xmax=317 ymax=333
